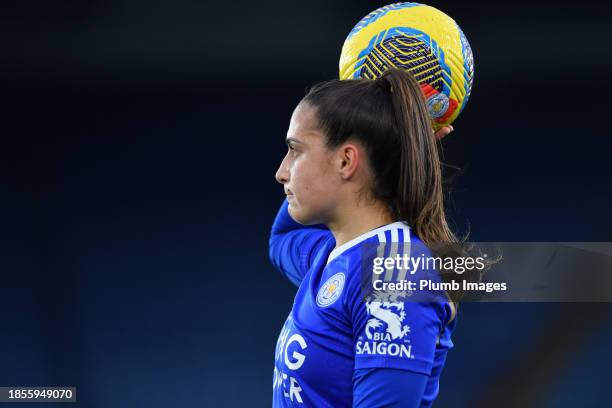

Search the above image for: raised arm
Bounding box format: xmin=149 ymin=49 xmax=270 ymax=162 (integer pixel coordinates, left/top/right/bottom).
xmin=268 ymin=199 xmax=333 ymax=287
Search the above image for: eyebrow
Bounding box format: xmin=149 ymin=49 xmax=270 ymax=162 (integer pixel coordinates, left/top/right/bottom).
xmin=285 ymin=137 xmax=303 ymax=146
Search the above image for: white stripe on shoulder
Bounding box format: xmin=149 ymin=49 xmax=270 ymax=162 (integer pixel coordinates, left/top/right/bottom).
xmin=404 ymin=225 xmax=411 ymax=242
xmin=326 ymin=221 xmax=410 ymax=264
xmin=397 ymin=225 xmax=412 ymax=281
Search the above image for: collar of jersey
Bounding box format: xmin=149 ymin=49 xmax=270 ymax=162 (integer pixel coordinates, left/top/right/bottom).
xmin=326 ymin=221 xmax=409 ymax=265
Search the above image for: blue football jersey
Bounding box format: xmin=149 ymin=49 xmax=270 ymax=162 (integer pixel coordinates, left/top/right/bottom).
xmin=270 ymin=212 xmax=457 ymax=408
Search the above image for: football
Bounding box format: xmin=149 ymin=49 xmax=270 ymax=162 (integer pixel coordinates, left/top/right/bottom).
xmin=339 ymin=2 xmax=474 ymax=129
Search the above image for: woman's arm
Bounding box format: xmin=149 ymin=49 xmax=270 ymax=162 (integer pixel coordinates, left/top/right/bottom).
xmin=353 ymin=367 xmax=428 ymax=408
xmin=269 ymin=199 xmax=332 ymax=286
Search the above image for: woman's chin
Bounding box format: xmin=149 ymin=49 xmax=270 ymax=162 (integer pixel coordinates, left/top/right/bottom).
xmin=287 ymin=203 xmax=299 ymax=219
xmin=288 ymin=205 xmax=309 ymax=225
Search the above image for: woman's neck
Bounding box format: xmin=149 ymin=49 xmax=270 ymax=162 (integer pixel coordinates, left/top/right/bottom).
xmin=327 ymin=201 xmax=395 ymax=247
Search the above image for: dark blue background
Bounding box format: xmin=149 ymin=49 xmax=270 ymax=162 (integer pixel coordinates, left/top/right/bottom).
xmin=2 ymin=0 xmax=611 ymax=406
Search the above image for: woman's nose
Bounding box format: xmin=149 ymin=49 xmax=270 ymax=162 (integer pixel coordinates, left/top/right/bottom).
xmin=275 ymin=156 xmax=290 ymax=184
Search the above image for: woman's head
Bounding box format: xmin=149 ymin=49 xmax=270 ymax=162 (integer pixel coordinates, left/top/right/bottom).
xmin=274 ymin=102 xmax=346 ymax=225
xmin=276 ymin=68 xmax=456 ymax=245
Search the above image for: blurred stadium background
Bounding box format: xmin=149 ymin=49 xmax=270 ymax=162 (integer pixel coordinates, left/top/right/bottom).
xmin=2 ymin=0 xmax=611 ymax=406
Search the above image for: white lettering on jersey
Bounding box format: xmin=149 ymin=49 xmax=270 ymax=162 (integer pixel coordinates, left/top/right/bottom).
xmin=355 ymin=296 xmax=415 ymax=358
xmin=356 ymin=340 xmax=413 ymax=358
xmin=273 ymin=317 xmax=308 ymax=403
xmin=288 ymin=377 xmax=303 ymax=403
xmin=284 ymin=333 xmax=307 ymax=370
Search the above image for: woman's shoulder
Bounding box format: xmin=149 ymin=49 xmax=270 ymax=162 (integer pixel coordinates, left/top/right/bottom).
xmin=327 ymin=221 xmax=416 ymax=266
xmin=331 ymin=224 xmax=456 ymax=324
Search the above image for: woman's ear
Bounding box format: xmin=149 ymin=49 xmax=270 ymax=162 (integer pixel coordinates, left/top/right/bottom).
xmin=337 ymin=143 xmax=361 ymax=180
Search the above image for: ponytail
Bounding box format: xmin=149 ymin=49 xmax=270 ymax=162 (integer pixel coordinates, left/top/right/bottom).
xmin=380 ymin=69 xmax=457 ymax=245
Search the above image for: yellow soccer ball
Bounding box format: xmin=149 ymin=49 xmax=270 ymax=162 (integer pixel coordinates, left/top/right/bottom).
xmin=339 ymin=2 xmax=474 ymax=129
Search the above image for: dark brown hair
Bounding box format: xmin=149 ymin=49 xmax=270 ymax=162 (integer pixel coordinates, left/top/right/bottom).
xmin=302 ymin=68 xmax=457 ymax=246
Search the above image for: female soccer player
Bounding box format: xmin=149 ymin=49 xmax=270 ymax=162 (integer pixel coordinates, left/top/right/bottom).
xmin=269 ymin=68 xmax=458 ymax=407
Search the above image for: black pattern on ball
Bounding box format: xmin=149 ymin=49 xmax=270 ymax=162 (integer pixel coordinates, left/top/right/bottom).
xmin=360 ymin=35 xmax=443 ymax=93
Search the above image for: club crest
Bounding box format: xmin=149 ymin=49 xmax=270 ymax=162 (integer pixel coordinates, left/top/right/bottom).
xmin=316 ymin=272 xmax=346 ymax=307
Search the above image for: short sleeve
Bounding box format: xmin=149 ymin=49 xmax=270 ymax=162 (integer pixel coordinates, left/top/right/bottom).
xmin=345 ymin=251 xmax=451 ymax=375
xmin=343 ymin=229 xmax=455 ymax=375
